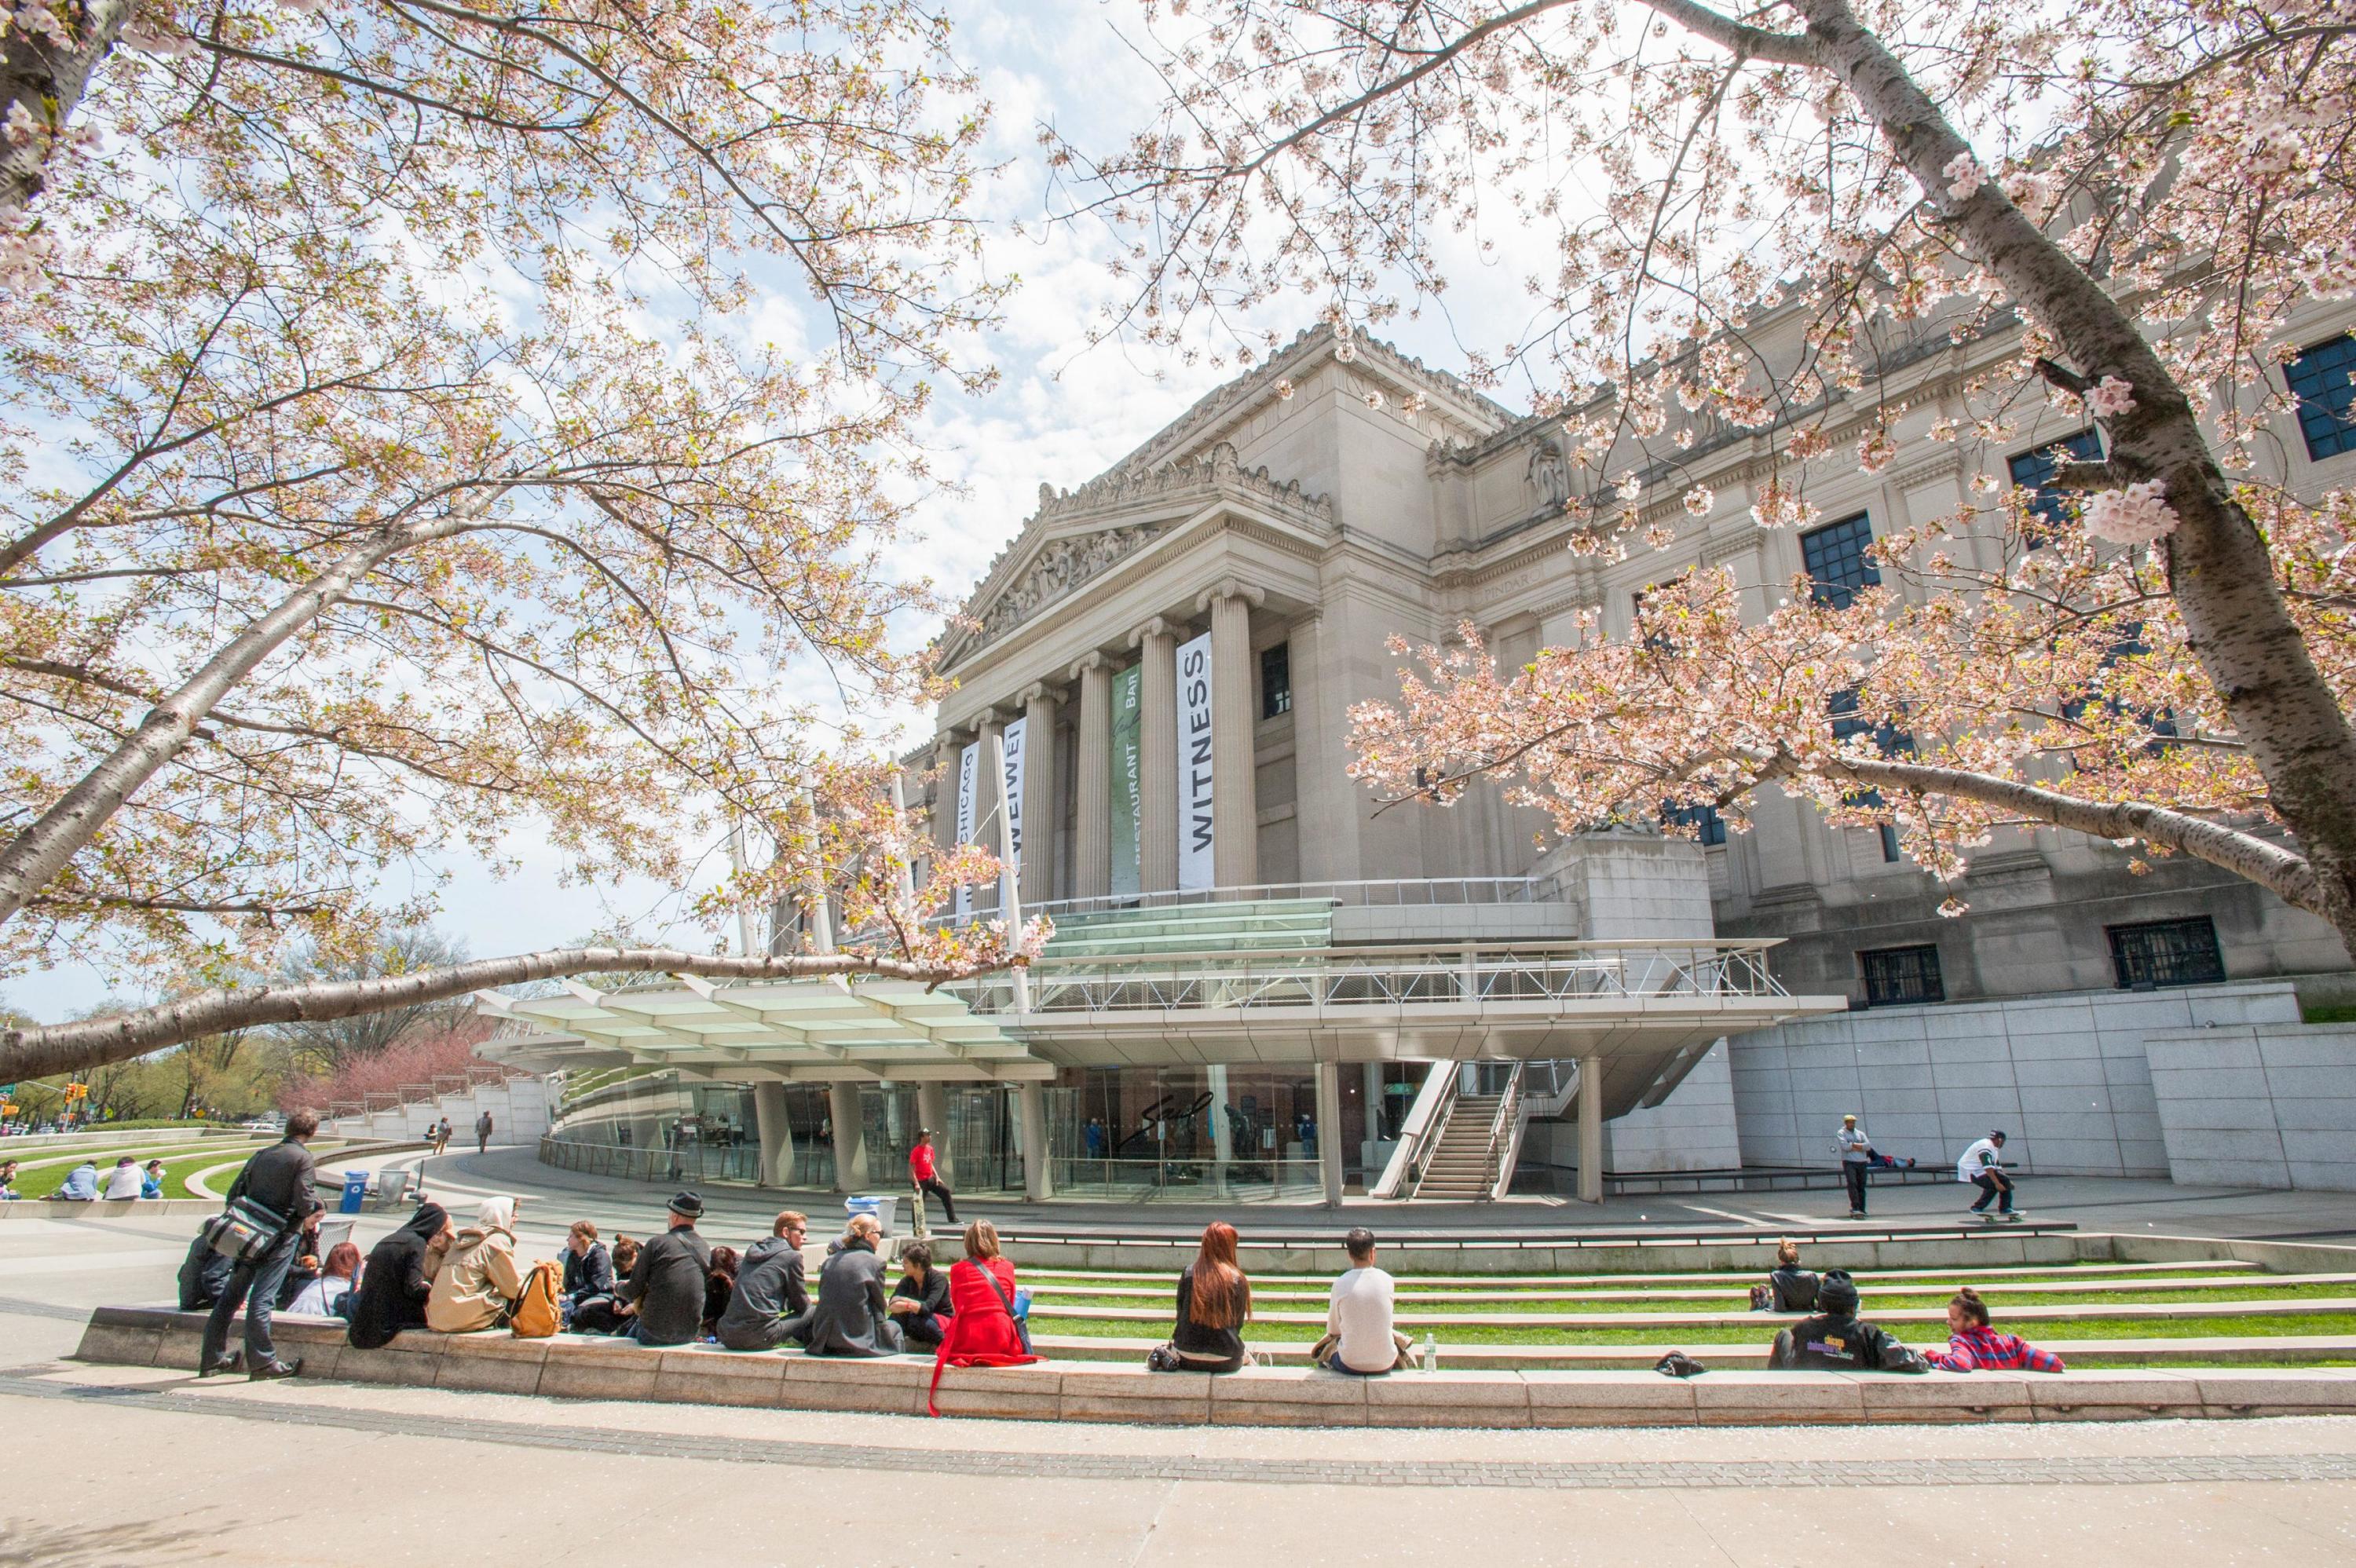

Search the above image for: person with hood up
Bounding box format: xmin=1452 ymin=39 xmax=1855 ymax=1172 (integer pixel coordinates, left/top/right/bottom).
xmin=616 ymin=1191 xmax=712 ymax=1347
xmin=1766 ymin=1269 xmax=1926 ymax=1372
xmin=57 ymin=1160 xmax=100 ymax=1201
xmin=426 ymin=1195 xmax=525 ymax=1332
xmin=348 ymin=1202 xmax=452 ymax=1349
xmin=101 ymin=1155 xmax=144 ymax=1199
xmin=177 ymin=1221 xmax=235 ymax=1310
xmin=803 ymin=1213 xmax=899 ymax=1356
xmin=715 ymin=1210 xmax=814 ymax=1351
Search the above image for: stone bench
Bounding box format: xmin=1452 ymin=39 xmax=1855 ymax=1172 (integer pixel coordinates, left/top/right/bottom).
xmin=71 ymin=1306 xmax=2356 ymax=1427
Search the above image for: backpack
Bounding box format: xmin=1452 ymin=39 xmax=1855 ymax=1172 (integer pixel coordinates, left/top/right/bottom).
xmin=510 ymin=1259 xmax=562 ymax=1339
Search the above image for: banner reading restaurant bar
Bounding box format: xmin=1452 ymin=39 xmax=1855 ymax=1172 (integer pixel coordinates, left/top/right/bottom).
xmin=1110 ymin=662 xmax=1142 ymax=897
xmin=1176 ymin=630 xmax=1214 ymax=890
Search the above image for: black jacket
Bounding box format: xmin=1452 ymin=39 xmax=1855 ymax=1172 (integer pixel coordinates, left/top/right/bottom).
xmin=1172 ymin=1265 xmax=1249 ymax=1361
xmin=715 ymin=1235 xmax=808 ymax=1350
xmin=1769 ymin=1265 xmax=1820 ymax=1313
xmin=347 ymin=1204 xmax=448 ymax=1350
xmin=891 ymin=1266 xmax=952 ymax=1320
xmin=616 ymin=1225 xmax=712 ymax=1347
xmin=562 ymin=1242 xmax=615 ymax=1302
xmin=1769 ymin=1312 xmax=1924 ymax=1372
xmin=177 ymin=1228 xmax=233 ymax=1311
xmin=226 ymin=1137 xmax=322 ymax=1226
xmin=803 ymin=1237 xmax=894 ymax=1356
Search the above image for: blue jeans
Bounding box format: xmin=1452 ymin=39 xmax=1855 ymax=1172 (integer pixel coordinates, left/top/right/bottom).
xmin=199 ymin=1232 xmax=299 ymax=1369
xmin=1325 ymin=1354 xmax=1388 ymax=1376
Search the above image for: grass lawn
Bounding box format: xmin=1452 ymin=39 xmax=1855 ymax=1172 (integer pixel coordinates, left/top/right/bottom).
xmin=13 ymin=1141 xmax=346 ymax=1199
xmin=1036 ymin=1311 xmax=2356 ymax=1347
xmin=1031 ymin=1281 xmax=2355 ymax=1314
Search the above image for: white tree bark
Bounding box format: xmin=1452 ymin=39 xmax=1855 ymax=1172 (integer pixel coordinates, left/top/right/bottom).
xmin=0 ymin=0 xmax=133 ymax=219
xmin=0 ymin=512 xmax=471 ymax=930
xmin=0 ymin=945 xmax=960 ymax=1079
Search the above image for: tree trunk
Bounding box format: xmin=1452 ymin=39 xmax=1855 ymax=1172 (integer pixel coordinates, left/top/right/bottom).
xmin=0 ymin=945 xmax=966 ymax=1079
xmin=1794 ymin=0 xmax=2356 ymax=959
xmin=0 ymin=514 xmax=468 ymax=931
xmin=0 ymin=0 xmax=134 ymax=219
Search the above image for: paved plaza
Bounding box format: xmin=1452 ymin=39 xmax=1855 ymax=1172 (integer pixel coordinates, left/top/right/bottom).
xmin=6 ymin=1160 xmax=2356 ymax=1564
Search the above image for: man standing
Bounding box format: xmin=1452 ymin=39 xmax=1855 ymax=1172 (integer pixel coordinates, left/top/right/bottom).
xmin=199 ymin=1109 xmax=323 ymax=1380
xmin=430 ymin=1118 xmax=451 ymax=1157
xmin=717 ymin=1210 xmax=814 ymax=1351
xmin=1959 ymin=1130 xmax=2021 ymax=1221
xmin=474 ymin=1110 xmax=494 ymax=1153
xmin=616 ymin=1191 xmax=712 ymax=1347
xmin=1835 ymin=1113 xmax=1872 ymax=1219
xmin=909 ymin=1128 xmax=957 ymax=1227
xmin=1322 ymin=1226 xmax=1407 ymax=1375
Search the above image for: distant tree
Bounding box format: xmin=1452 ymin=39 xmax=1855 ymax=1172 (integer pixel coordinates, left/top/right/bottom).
xmin=270 ymin=927 xmax=470 ymax=1076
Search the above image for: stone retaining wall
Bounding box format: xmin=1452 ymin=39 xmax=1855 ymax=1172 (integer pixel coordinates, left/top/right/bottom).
xmin=73 ymin=1306 xmax=2356 ymax=1427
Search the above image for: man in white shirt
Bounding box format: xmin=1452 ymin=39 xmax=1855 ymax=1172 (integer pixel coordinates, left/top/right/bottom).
xmin=1324 ymin=1227 xmax=1407 ymax=1375
xmin=1958 ymin=1131 xmax=2019 ymax=1220
xmin=1834 ymin=1114 xmax=1872 ymax=1219
xmin=99 ymin=1156 xmax=144 ymax=1200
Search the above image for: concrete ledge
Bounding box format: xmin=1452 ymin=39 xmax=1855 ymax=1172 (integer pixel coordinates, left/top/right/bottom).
xmin=71 ymin=1306 xmax=2356 ymax=1428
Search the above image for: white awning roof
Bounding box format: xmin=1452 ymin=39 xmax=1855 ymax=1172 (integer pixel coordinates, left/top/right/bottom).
xmin=474 ymin=975 xmax=1052 ymax=1084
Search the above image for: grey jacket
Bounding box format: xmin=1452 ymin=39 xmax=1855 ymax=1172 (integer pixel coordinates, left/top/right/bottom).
xmin=715 ymin=1235 xmax=808 ymax=1351
xmin=801 ymin=1237 xmax=898 ymax=1357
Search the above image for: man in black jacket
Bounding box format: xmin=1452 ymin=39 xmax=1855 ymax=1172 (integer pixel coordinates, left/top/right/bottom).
xmin=1766 ymin=1270 xmax=1926 ymax=1372
xmin=199 ymin=1110 xmax=324 ymax=1380
xmin=716 ymin=1210 xmax=813 ymax=1351
xmin=617 ymin=1191 xmax=713 ymax=1347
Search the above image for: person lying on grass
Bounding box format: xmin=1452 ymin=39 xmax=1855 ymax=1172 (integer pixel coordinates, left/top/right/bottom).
xmin=1922 ymin=1288 xmax=2067 ymax=1372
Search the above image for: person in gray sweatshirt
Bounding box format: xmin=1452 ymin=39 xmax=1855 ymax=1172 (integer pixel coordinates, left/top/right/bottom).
xmin=715 ymin=1210 xmax=814 ymax=1351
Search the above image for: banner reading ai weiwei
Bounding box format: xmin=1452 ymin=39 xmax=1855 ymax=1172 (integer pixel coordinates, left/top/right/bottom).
xmin=1176 ymin=630 xmax=1214 ymax=890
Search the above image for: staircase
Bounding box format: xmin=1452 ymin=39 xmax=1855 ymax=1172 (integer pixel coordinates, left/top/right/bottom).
xmin=1413 ymin=1091 xmax=1509 ymax=1200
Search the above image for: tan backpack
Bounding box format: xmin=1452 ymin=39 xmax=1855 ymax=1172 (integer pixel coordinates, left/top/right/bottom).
xmin=510 ymin=1259 xmax=562 ymax=1339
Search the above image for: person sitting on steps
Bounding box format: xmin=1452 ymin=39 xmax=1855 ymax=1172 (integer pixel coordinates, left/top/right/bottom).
xmin=1766 ymin=1269 xmax=1926 ymax=1372
xmin=803 ymin=1213 xmax=899 ymax=1356
xmin=1751 ymin=1238 xmax=1819 ymax=1312
xmin=1155 ymin=1221 xmax=1253 ymax=1373
xmin=716 ymin=1210 xmax=814 ymax=1351
xmin=426 ymin=1196 xmax=525 ymax=1332
xmin=887 ymin=1241 xmax=954 ymax=1349
xmin=1315 ymin=1226 xmax=1412 ymax=1375
xmin=616 ymin=1192 xmax=713 ymax=1347
xmin=1924 ymin=1287 xmax=2066 ymax=1372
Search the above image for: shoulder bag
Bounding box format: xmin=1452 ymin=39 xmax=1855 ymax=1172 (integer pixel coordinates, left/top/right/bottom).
xmin=203 ymin=1193 xmax=291 ymax=1266
xmin=970 ymin=1259 xmax=1031 ymax=1354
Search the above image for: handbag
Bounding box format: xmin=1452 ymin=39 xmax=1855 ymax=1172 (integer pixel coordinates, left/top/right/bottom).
xmin=203 ymin=1193 xmax=290 ymax=1265
xmin=971 ymin=1260 xmax=1032 ymax=1354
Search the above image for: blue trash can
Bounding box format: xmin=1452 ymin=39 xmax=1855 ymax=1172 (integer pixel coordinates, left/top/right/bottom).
xmin=843 ymin=1193 xmax=898 ymax=1236
xmin=338 ymin=1171 xmax=370 ymax=1215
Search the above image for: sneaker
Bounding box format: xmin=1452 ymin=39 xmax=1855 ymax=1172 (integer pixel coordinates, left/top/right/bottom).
xmin=2001 ymin=1212 xmax=2026 ymax=1223
xmin=247 ymin=1358 xmax=304 ymax=1381
xmin=196 ymin=1354 xmax=243 ymax=1379
xmin=1846 ymin=1209 xmax=1865 ymax=1219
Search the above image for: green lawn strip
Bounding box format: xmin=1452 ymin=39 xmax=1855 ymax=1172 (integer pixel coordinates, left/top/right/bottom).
xmin=4 ymin=1136 xmax=265 ymax=1179
xmin=1037 ymin=1311 xmax=2356 ymax=1346
xmin=1016 ymin=1265 xmax=2263 ymax=1293
xmin=15 ymin=1141 xmax=344 ymax=1198
xmin=154 ymin=1142 xmax=353 ymax=1199
xmin=1030 ymin=1281 xmax=2354 ymax=1315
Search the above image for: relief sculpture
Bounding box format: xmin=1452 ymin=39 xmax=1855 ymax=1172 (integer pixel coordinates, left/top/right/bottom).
xmin=978 ymin=524 xmax=1165 ymax=638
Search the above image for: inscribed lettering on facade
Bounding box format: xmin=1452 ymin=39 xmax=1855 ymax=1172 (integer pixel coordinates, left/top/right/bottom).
xmin=1177 ymin=630 xmax=1214 ymax=890
xmin=1110 ymin=663 xmax=1142 ymax=897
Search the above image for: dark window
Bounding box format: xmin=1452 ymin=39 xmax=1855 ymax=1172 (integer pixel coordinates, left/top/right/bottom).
xmin=2108 ymin=916 xmax=2226 ymax=990
xmin=2008 ymin=429 xmax=2104 ymax=546
xmin=1827 ymin=687 xmax=1914 ymax=815
xmin=1801 ymin=512 xmax=1880 ymax=609
xmin=1860 ymin=945 xmax=1943 ymax=1006
xmin=1259 ymin=642 xmax=1292 ymax=719
xmin=2288 ymin=334 xmax=2356 ymax=460
xmin=1877 ymin=822 xmax=1901 ymax=863
xmin=1659 ymin=800 xmax=1727 ymax=846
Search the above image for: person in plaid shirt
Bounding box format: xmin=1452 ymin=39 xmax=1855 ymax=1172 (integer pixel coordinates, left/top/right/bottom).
xmin=1924 ymin=1288 xmax=2066 ymax=1372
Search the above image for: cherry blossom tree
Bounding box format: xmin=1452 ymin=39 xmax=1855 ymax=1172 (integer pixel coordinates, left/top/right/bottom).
xmin=1063 ymin=0 xmax=2356 ymax=956
xmin=0 ymin=0 xmax=1045 ymax=1076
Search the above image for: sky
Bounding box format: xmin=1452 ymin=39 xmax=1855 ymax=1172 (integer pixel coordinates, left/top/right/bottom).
xmin=8 ymin=0 xmax=1546 ymax=1026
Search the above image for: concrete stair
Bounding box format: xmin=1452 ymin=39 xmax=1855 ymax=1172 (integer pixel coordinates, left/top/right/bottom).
xmin=1414 ymin=1093 xmax=1505 ymax=1200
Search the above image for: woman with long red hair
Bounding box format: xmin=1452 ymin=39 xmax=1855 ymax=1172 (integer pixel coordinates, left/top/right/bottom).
xmin=1154 ymin=1221 xmax=1253 ymax=1372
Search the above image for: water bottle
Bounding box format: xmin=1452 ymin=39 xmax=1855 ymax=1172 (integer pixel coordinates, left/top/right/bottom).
xmin=1421 ymin=1331 xmax=1437 ymax=1372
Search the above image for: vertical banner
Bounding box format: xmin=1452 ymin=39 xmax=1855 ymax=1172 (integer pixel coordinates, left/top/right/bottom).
xmin=953 ymin=740 xmax=979 ymax=917
xmin=1001 ymin=716 xmax=1026 ymax=874
xmin=1176 ymin=629 xmax=1215 ymax=890
xmin=1110 ymin=663 xmax=1142 ymax=897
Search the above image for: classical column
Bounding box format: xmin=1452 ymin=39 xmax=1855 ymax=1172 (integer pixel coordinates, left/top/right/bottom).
xmin=829 ymin=1081 xmax=867 ymax=1193
xmin=1070 ymin=652 xmax=1114 ymax=899
xmin=1131 ymin=616 xmax=1179 ymax=894
xmin=1019 ymin=682 xmax=1059 ymax=908
xmin=1198 ymin=581 xmax=1264 ymax=892
xmin=1314 ymin=1059 xmax=1344 ymax=1207
xmin=1577 ymin=1053 xmax=1605 ymax=1204
xmin=1019 ymin=1081 xmax=1053 ymax=1201
xmin=753 ymin=1081 xmax=793 ymax=1187
xmin=971 ymin=707 xmax=1006 ymax=915
xmin=928 ymin=731 xmax=963 ymax=864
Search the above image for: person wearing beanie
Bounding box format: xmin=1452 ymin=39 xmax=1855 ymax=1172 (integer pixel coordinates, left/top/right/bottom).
xmin=616 ymin=1190 xmax=712 ymax=1346
xmin=1767 ymin=1268 xmax=1926 ymax=1372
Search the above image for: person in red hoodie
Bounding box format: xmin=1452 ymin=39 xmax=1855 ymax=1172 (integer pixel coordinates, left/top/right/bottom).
xmin=909 ymin=1127 xmax=957 ymax=1226
xmin=928 ymin=1219 xmax=1038 ymax=1416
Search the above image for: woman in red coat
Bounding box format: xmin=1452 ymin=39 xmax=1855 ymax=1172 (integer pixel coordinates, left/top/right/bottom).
xmin=929 ymin=1219 xmax=1039 ymax=1415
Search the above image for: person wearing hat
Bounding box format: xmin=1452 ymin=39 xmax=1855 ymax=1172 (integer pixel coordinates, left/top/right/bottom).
xmin=616 ymin=1190 xmax=714 ymax=1347
xmin=1958 ymin=1130 xmax=2021 ymax=1221
xmin=1766 ymin=1269 xmax=1924 ymax=1372
xmin=1833 ymin=1113 xmax=1872 ymax=1219
xmin=909 ymin=1128 xmax=957 ymax=1228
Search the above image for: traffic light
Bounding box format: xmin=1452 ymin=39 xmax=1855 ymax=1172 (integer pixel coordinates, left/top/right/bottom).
xmin=64 ymin=1082 xmax=89 ymax=1102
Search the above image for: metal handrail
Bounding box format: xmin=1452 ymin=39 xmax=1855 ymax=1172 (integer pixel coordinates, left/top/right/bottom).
xmin=1480 ymin=1064 xmax=1524 ymax=1201
xmin=1393 ymin=1065 xmax=1461 ymax=1201
xmin=906 ymin=878 xmax=1557 ymax=933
